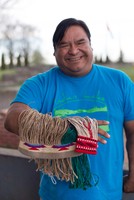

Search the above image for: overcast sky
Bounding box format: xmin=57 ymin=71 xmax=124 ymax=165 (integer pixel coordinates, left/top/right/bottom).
xmin=6 ymin=0 xmax=134 ymax=64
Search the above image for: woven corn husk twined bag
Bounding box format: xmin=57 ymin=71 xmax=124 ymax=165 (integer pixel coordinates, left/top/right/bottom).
xmin=18 ymin=109 xmax=98 ymax=189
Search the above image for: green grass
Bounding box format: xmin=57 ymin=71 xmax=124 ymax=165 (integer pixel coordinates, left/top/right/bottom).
xmin=103 ymin=63 xmax=134 ymax=81
xmin=0 ymin=69 xmax=16 ymax=81
xmin=0 ymin=64 xmax=134 ymax=81
xmin=115 ymin=65 xmax=134 ymax=81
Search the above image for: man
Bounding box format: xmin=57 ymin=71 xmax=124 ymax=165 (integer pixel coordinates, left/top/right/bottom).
xmin=4 ymin=18 xmax=134 ymax=200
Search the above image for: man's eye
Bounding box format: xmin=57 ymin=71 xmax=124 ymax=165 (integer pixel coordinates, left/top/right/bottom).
xmin=77 ymin=41 xmax=85 ymax=45
xmin=59 ymin=44 xmax=69 ymax=48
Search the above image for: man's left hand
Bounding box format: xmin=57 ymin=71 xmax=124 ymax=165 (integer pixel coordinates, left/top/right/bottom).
xmin=123 ymin=174 xmax=134 ymax=193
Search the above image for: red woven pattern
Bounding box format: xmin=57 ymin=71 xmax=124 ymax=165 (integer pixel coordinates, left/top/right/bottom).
xmin=75 ymin=135 xmax=98 ymax=155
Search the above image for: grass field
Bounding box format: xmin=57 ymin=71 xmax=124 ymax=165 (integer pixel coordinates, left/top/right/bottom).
xmin=0 ymin=63 xmax=134 ymax=81
xmin=114 ymin=64 xmax=134 ymax=81
xmin=98 ymin=62 xmax=134 ymax=81
xmin=0 ymin=69 xmax=16 ymax=81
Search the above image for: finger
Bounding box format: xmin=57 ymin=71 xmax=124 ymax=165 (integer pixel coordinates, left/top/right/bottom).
xmin=98 ymin=136 xmax=108 ymax=144
xmin=98 ymin=128 xmax=110 ymax=144
xmin=98 ymin=128 xmax=110 ymax=138
xmin=97 ymin=120 xmax=109 ymax=125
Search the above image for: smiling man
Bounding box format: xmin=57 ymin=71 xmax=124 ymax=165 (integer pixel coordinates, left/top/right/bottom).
xmin=4 ymin=18 xmax=134 ymax=200
xmin=53 ymin=25 xmax=93 ymax=77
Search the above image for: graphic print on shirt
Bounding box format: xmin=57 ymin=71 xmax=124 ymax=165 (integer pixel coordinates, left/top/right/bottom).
xmin=53 ymin=92 xmax=109 ymax=132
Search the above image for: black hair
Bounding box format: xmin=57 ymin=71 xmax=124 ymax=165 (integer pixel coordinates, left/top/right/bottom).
xmin=53 ymin=18 xmax=91 ymax=49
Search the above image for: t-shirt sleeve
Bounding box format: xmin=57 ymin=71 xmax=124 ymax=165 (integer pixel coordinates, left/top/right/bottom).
xmin=123 ymin=75 xmax=134 ymax=121
xmin=11 ymin=76 xmax=44 ymax=111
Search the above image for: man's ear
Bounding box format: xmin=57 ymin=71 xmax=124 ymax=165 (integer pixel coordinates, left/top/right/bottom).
xmin=90 ymin=42 xmax=93 ymax=51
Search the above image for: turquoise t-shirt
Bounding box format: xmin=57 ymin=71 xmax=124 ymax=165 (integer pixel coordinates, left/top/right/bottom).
xmin=12 ymin=64 xmax=134 ymax=200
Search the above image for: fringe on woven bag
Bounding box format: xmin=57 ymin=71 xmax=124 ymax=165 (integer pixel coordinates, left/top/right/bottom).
xmin=18 ymin=109 xmax=99 ymax=189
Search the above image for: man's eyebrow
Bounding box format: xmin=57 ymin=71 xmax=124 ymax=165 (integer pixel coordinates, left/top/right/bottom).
xmin=58 ymin=38 xmax=87 ymax=46
xmin=77 ymin=38 xmax=86 ymax=42
xmin=59 ymin=41 xmax=68 ymax=44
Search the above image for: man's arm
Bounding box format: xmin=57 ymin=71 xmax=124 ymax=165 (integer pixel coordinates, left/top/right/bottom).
xmin=4 ymin=103 xmax=110 ymax=143
xmin=4 ymin=102 xmax=30 ymax=135
xmin=123 ymin=120 xmax=134 ymax=193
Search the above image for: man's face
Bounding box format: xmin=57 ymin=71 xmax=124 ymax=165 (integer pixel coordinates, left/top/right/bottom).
xmin=54 ymin=25 xmax=93 ymax=77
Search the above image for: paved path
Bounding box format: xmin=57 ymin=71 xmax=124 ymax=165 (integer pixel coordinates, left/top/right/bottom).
xmin=123 ymin=192 xmax=134 ymax=200
xmin=0 ymin=84 xmax=18 ymax=110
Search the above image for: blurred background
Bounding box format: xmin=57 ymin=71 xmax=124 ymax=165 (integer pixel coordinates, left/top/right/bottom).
xmin=0 ymin=0 xmax=134 ymax=151
xmin=0 ymin=0 xmax=134 ymax=109
xmin=0 ymin=0 xmax=134 ymax=66
xmin=0 ymin=1 xmax=134 ymax=199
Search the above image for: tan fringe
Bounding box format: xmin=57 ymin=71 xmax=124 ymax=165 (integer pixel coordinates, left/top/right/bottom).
xmin=18 ymin=109 xmax=69 ymax=145
xmin=18 ymin=108 xmax=98 ymax=183
xmin=35 ymin=158 xmax=77 ymax=183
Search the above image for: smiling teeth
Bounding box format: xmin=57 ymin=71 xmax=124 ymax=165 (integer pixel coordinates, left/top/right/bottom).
xmin=68 ymin=57 xmax=81 ymax=61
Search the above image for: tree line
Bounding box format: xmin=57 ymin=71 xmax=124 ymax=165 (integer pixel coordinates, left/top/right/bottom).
xmin=0 ymin=0 xmax=45 ymax=70
xmin=0 ymin=22 xmax=45 ymax=70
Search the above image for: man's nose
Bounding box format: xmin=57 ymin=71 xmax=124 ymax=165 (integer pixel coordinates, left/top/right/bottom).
xmin=68 ymin=44 xmax=79 ymax=54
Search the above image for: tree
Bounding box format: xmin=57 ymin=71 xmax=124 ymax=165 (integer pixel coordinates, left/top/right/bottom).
xmin=1 ymin=21 xmax=40 ymax=67
xmin=16 ymin=23 xmax=38 ymax=67
xmin=31 ymin=49 xmax=45 ymax=65
xmin=0 ymin=0 xmax=18 ymax=24
xmin=0 ymin=0 xmax=19 ymax=68
xmin=2 ymin=23 xmax=18 ymax=68
xmin=0 ymin=0 xmax=17 ymax=9
xmin=0 ymin=1 xmax=42 ymax=68
xmin=117 ymin=49 xmax=124 ymax=63
xmin=16 ymin=53 xmax=22 ymax=67
xmin=1 ymin=53 xmax=6 ymax=70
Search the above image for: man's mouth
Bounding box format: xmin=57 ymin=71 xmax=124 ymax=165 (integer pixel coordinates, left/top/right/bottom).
xmin=66 ymin=56 xmax=83 ymax=62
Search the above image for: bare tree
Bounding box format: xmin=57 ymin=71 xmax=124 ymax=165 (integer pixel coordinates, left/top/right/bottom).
xmin=0 ymin=0 xmax=19 ymax=28
xmin=0 ymin=0 xmax=17 ymax=10
xmin=2 ymin=23 xmax=18 ymax=68
xmin=16 ymin=23 xmax=38 ymax=67
xmin=0 ymin=0 xmax=19 ymax=67
xmin=31 ymin=49 xmax=45 ymax=66
xmin=1 ymin=21 xmax=40 ymax=68
xmin=0 ymin=1 xmax=43 ymax=68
